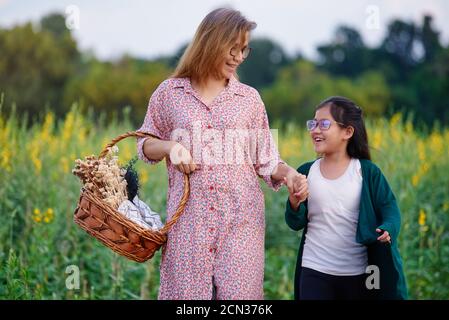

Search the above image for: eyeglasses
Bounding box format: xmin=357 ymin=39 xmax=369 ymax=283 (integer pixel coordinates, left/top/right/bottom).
xmin=306 ymin=119 xmax=345 ymax=131
xmin=230 ymin=46 xmax=252 ymax=59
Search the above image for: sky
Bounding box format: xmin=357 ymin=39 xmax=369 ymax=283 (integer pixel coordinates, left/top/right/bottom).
xmin=1 ymin=0 xmax=448 ymax=61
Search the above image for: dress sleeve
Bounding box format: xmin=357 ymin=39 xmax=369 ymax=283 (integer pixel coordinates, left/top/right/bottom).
xmin=136 ymin=80 xmax=171 ymax=165
xmin=252 ymin=92 xmax=284 ymax=191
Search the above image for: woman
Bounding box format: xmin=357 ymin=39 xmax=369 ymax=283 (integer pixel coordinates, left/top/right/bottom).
xmin=136 ymin=7 xmax=307 ymax=300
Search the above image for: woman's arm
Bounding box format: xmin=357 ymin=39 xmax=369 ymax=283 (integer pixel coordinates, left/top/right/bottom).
xmin=271 ymin=162 xmax=294 ymax=181
xmin=272 ymin=162 xmax=307 ymax=197
xmin=142 ymin=137 xmax=175 ymax=162
xmin=142 ymin=137 xmax=198 ymax=174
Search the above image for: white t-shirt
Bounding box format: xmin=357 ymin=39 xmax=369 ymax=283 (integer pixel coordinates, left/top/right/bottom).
xmin=302 ymin=158 xmax=368 ymax=276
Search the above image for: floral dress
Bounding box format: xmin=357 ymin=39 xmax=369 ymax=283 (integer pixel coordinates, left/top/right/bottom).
xmin=137 ymin=75 xmax=283 ymax=299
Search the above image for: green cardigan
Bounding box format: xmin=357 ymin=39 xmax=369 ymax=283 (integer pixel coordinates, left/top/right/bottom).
xmin=285 ymin=159 xmax=408 ymax=300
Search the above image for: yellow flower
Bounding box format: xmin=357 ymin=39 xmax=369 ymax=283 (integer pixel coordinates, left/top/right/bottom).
xmin=421 ymin=163 xmax=430 ymax=174
xmin=418 ymin=209 xmax=426 ymax=226
xmin=417 ymin=141 xmax=426 ymax=162
xmin=1 ymin=148 xmax=12 ymax=172
xmin=444 ymin=203 xmax=449 ymax=212
xmin=62 ymin=111 xmax=75 ymax=143
xmin=429 ymin=132 xmax=444 ymax=157
xmin=372 ymin=130 xmax=383 ymax=149
xmin=390 ymin=113 xmax=402 ymax=127
xmin=78 ymin=127 xmax=87 ymax=145
xmin=140 ymin=170 xmax=149 ymax=184
xmin=122 ymin=143 xmax=132 ymax=163
xmin=32 ymin=157 xmax=42 ymax=173
xmin=33 ymin=208 xmax=42 ymax=223
xmin=405 ymin=121 xmax=414 ymax=135
xmin=411 ymin=174 xmax=420 ymax=187
xmin=29 ymin=140 xmax=42 ymax=174
xmin=44 ymin=208 xmax=54 ymax=223
xmin=60 ymin=157 xmax=69 ymax=173
xmin=391 ymin=128 xmax=401 ymax=144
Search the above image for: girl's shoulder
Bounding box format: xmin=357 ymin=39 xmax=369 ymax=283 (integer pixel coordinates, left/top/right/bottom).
xmin=359 ymin=159 xmax=382 ymax=173
xmin=297 ymin=158 xmax=386 ymax=177
xmin=296 ymin=159 xmax=320 ymax=175
xmin=359 ymin=159 xmax=391 ymax=183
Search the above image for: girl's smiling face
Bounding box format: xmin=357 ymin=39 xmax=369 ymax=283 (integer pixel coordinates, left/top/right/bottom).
xmin=310 ymin=104 xmax=353 ymax=155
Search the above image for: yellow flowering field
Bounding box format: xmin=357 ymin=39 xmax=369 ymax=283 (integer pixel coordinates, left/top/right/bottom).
xmin=1 ymin=105 xmax=448 ymax=299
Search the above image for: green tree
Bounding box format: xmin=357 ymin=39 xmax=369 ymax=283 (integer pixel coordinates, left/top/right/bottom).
xmin=317 ymin=26 xmax=372 ymax=77
xmin=237 ymin=38 xmax=290 ymax=90
xmin=0 ymin=13 xmax=79 ymax=119
xmin=262 ymin=60 xmax=390 ymax=124
xmin=63 ymin=56 xmax=171 ymax=125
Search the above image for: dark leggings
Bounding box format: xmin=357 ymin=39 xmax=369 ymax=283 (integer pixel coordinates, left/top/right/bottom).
xmin=299 ymin=267 xmax=369 ymax=300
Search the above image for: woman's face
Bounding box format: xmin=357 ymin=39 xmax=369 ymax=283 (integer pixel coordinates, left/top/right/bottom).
xmin=220 ymin=31 xmax=250 ymax=80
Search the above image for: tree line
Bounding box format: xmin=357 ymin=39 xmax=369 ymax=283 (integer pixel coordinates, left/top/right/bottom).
xmin=1 ymin=13 xmax=448 ymax=127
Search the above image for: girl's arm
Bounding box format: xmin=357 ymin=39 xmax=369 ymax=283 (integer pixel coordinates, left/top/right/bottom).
xmin=285 ymin=199 xmax=308 ymax=231
xmin=284 ymin=163 xmax=312 ymax=231
xmin=272 ymin=162 xmax=307 ymax=195
xmin=372 ymin=165 xmax=401 ymax=243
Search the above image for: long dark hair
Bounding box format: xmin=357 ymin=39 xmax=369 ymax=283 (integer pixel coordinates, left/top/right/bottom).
xmin=316 ymin=96 xmax=371 ymax=160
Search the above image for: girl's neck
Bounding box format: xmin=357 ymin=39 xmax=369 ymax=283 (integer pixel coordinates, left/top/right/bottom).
xmin=321 ymin=150 xmax=351 ymax=165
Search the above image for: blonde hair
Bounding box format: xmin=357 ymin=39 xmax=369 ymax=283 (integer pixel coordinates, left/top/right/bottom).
xmin=171 ymin=8 xmax=256 ymax=86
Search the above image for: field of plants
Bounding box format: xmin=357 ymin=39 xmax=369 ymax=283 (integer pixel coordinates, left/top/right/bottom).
xmin=1 ymin=104 xmax=448 ymax=299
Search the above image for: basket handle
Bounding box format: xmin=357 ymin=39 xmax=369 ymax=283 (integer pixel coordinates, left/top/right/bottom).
xmin=99 ymin=131 xmax=157 ymax=158
xmin=98 ymin=130 xmax=190 ymax=235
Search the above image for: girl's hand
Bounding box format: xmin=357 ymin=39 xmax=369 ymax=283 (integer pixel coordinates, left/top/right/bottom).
xmin=284 ymin=174 xmax=308 ymax=211
xmin=376 ymin=228 xmax=391 ymax=244
xmin=284 ymin=170 xmax=307 ymax=195
xmin=168 ymin=142 xmax=200 ymax=174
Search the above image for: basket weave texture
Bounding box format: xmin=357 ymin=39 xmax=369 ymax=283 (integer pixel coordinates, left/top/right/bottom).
xmin=73 ymin=131 xmax=189 ymax=262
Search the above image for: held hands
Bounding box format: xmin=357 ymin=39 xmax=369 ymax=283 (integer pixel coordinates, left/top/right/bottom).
xmin=284 ymin=171 xmax=309 ymax=211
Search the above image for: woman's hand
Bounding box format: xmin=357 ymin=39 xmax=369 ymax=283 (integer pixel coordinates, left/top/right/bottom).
xmin=168 ymin=142 xmax=200 ymax=174
xmin=284 ymin=171 xmax=308 ymax=211
xmin=376 ymin=228 xmax=391 ymax=244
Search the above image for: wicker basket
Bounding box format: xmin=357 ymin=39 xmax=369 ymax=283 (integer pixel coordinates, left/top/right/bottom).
xmin=73 ymin=131 xmax=190 ymax=262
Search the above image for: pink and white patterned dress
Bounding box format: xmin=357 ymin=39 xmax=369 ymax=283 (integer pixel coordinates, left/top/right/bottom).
xmin=136 ymin=75 xmax=283 ymax=299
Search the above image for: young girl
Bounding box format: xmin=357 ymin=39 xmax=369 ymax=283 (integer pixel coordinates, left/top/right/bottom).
xmin=136 ymin=8 xmax=304 ymax=299
xmin=285 ymin=96 xmax=408 ymax=300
